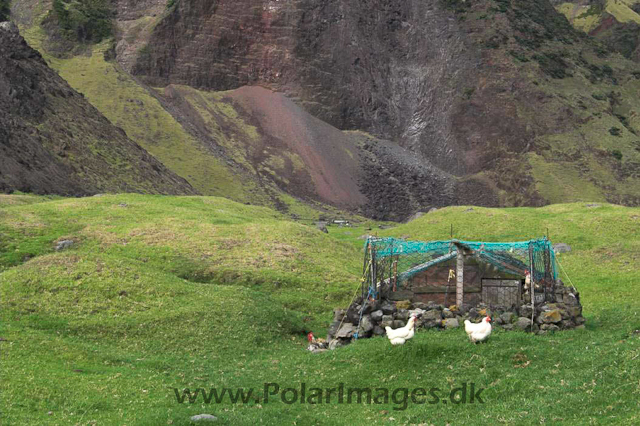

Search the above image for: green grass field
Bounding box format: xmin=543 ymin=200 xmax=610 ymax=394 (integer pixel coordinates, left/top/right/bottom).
xmin=1 ymin=195 xmax=639 ymax=425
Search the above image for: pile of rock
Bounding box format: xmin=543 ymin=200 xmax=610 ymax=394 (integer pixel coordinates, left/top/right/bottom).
xmin=326 ymin=284 xmax=584 ymax=347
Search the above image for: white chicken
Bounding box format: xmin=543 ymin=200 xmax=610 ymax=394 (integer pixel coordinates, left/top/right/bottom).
xmin=464 ymin=316 xmax=492 ymax=343
xmin=385 ymin=314 xmax=418 ymax=345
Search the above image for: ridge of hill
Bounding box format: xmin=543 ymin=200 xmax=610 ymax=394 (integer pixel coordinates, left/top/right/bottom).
xmin=0 ymin=21 xmax=196 ymax=196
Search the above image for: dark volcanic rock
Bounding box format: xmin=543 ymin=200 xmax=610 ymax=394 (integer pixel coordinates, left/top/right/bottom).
xmin=0 ymin=25 xmax=196 ymax=196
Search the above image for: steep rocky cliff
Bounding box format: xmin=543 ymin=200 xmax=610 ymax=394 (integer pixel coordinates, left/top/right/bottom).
xmin=0 ymin=22 xmax=196 ymax=196
xmin=130 ymin=0 xmax=640 ymax=209
xmin=131 ymin=0 xmax=477 ymax=175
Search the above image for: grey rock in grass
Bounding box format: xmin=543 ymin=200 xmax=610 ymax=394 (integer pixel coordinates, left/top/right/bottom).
xmin=537 ymin=310 xmax=562 ymax=324
xmin=55 ymin=240 xmax=74 ymax=251
xmin=553 ymin=243 xmax=571 ymax=254
xmin=315 ymin=222 xmax=329 ymax=233
xmin=191 ymin=414 xmax=218 ymax=422
xmin=467 ymin=307 xmax=480 ymax=320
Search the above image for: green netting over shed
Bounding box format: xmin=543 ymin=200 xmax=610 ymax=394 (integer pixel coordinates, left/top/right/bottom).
xmin=361 ymin=237 xmax=558 ymax=302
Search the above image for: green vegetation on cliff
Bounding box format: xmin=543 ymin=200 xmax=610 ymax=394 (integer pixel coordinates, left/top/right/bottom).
xmin=50 ymin=0 xmax=112 ymax=43
xmin=0 ymin=0 xmax=10 ymax=22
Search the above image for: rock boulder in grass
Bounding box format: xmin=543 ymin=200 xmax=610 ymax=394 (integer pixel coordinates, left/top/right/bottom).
xmin=327 ymin=320 xmax=342 ymax=340
xmin=346 ymin=306 xmax=360 ymax=323
xmin=442 ymin=308 xmax=455 ymax=318
xmin=553 ymin=243 xmax=572 ymax=253
xmin=406 ymin=211 xmax=425 ymax=222
xmin=423 ymin=309 xmax=442 ymax=322
xmin=191 ymin=414 xmax=218 ymax=422
xmin=55 ymin=240 xmax=74 ymax=251
xmin=315 ymin=222 xmax=329 ymax=233
xmin=560 ymin=319 xmax=575 ymax=329
xmin=381 ymin=314 xmax=393 ymax=323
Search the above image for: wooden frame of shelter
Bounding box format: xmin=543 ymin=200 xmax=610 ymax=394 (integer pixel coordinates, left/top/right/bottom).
xmin=362 ymin=238 xmax=557 ymax=309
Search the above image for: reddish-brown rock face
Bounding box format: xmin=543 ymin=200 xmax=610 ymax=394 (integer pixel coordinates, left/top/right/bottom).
xmin=123 ymin=0 xmax=640 ymax=213
xmin=131 ymin=0 xmax=479 ymax=175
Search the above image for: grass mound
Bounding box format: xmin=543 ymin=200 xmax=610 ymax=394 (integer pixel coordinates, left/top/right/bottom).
xmin=1 ymin=253 xmax=304 ymax=351
xmin=0 ymin=195 xmax=361 ymax=315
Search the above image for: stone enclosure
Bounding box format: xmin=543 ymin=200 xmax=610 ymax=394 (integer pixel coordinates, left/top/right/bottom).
xmin=327 ymin=280 xmax=584 ymax=348
xmin=327 ymin=237 xmax=584 ymax=348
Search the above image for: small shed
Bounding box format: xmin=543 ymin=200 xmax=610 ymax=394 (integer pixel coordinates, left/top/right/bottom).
xmin=361 ymin=237 xmax=559 ymax=310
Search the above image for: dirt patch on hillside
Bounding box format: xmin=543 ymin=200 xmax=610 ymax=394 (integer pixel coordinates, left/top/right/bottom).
xmin=223 ymin=86 xmax=366 ymax=209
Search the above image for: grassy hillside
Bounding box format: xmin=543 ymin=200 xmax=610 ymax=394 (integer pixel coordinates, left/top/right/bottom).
xmin=557 ymin=1 xmax=640 ymax=33
xmin=1 ymin=195 xmax=639 ymax=424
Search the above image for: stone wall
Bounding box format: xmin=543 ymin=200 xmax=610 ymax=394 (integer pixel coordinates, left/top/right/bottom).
xmin=327 ymin=281 xmax=584 ymax=348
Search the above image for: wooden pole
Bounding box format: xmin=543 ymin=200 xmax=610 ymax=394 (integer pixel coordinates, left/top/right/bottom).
xmin=456 ymin=250 xmax=464 ymax=307
xmin=529 ymin=242 xmax=535 ymax=331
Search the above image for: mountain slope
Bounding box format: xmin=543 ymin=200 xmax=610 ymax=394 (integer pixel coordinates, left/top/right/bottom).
xmin=6 ymin=0 xmax=640 ymax=215
xmin=0 ymin=22 xmax=196 ymax=196
xmin=130 ymin=0 xmax=640 ymax=206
